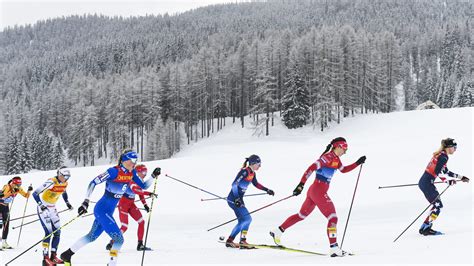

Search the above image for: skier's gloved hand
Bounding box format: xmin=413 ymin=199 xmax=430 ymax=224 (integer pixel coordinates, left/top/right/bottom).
xmin=447 ymin=179 xmax=456 ymax=186
xmin=266 ymin=189 xmax=275 ymax=196
xmin=144 ymin=205 xmax=150 ymax=213
xmin=293 ymin=182 xmax=305 ymax=196
xmin=40 ymin=204 xmax=48 ymax=212
xmin=148 ymin=192 xmax=158 ymax=198
xmin=152 ymin=167 xmax=161 ymax=178
xmin=234 ymin=198 xmax=243 ymax=207
xmin=66 ymin=202 xmax=74 ymax=210
xmin=28 ymin=185 xmax=33 ymax=191
xmin=78 ymin=199 xmax=89 ymax=215
xmin=356 ymin=156 xmax=366 ymax=165
xmin=461 ymin=176 xmax=470 ymax=183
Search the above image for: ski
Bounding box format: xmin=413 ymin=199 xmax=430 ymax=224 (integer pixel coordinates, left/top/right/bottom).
xmin=219 ymin=240 xmax=329 ymax=256
xmin=241 ymin=243 xmax=328 ymax=255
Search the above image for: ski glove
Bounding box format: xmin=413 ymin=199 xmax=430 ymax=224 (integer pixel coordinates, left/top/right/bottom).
xmin=234 ymin=197 xmax=243 ymax=207
xmin=78 ymin=199 xmax=89 ymax=215
xmin=40 ymin=204 xmax=48 ymax=212
xmin=293 ymin=182 xmax=305 ymax=196
xmin=447 ymin=179 xmax=456 ymax=186
xmin=461 ymin=176 xmax=470 ymax=183
xmin=356 ymin=156 xmax=366 ymax=165
xmin=152 ymin=167 xmax=161 ymax=178
xmin=144 ymin=205 xmax=150 ymax=213
xmin=66 ymin=202 xmax=74 ymax=210
xmin=266 ymin=189 xmax=275 ymax=196
xmin=28 ymin=185 xmax=33 ymax=191
xmin=148 ymin=192 xmax=158 ymax=198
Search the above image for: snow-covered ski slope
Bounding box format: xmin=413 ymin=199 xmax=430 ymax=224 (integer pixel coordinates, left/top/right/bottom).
xmin=1 ymin=108 xmax=472 ymax=265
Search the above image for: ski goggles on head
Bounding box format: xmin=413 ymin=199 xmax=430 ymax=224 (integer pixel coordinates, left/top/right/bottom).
xmin=58 ymin=169 xmax=71 ymax=181
xmin=121 ymin=151 xmax=138 ymax=164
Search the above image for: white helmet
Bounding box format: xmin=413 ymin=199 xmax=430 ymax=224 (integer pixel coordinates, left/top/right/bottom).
xmin=57 ymin=167 xmax=71 ymax=181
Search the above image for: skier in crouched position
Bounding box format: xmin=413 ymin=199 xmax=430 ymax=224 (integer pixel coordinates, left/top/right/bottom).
xmin=60 ymin=150 xmax=159 ymax=265
xmin=106 ymin=164 xmax=158 ymax=251
xmin=270 ymin=137 xmax=365 ymax=257
xmin=418 ymin=138 xmax=469 ymax=236
xmin=225 ymin=155 xmax=274 ymax=249
xmin=33 ymin=167 xmax=74 ymax=265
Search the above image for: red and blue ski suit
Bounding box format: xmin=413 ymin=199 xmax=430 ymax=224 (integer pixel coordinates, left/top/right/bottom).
xmin=118 ymin=182 xmax=152 ymax=241
xmin=418 ymin=151 xmax=459 ymax=223
xmin=227 ymin=167 xmax=269 ymax=239
xmin=280 ymin=151 xmax=358 ymax=246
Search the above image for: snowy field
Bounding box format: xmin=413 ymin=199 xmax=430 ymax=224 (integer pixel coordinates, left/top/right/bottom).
xmin=1 ymin=107 xmax=472 ymax=265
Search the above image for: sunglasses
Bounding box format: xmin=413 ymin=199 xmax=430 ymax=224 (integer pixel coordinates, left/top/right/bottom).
xmin=130 ymin=158 xmax=138 ymax=164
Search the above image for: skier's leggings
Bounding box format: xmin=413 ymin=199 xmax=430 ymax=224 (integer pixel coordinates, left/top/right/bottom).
xmin=418 ymin=172 xmax=443 ymax=222
xmin=118 ymin=198 xmax=145 ymax=241
xmin=37 ymin=204 xmax=61 ymax=251
xmin=0 ymin=204 xmax=10 ymax=239
xmin=228 ymin=201 xmax=252 ymax=239
xmin=70 ymin=196 xmax=124 ymax=253
xmin=280 ymin=180 xmax=338 ymax=245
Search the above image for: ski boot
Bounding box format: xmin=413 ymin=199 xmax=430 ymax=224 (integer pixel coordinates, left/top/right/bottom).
xmin=51 ymin=251 xmax=64 ymax=264
xmin=137 ymin=240 xmax=152 ymax=251
xmin=419 ymin=223 xmax=443 ymax=236
xmin=42 ymin=255 xmax=56 ymax=266
xmin=329 ymin=243 xmax=348 ymax=257
xmin=269 ymin=227 xmax=284 ymax=246
xmin=239 ymin=238 xmax=256 ymax=249
xmin=60 ymin=249 xmax=74 ymax=265
xmin=225 ymin=237 xmax=239 ymax=248
xmin=2 ymin=240 xmax=12 ymax=249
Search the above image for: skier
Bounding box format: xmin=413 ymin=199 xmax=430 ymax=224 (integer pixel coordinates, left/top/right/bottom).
xmin=0 ymin=176 xmax=33 ymax=250
xmin=32 ymin=167 xmax=74 ymax=265
xmin=418 ymin=138 xmax=469 ymax=236
xmin=60 ymin=150 xmax=159 ymax=265
xmin=105 ymin=163 xmax=159 ymax=251
xmin=225 ymin=154 xmax=274 ymax=249
xmin=269 ymin=137 xmax=365 ymax=257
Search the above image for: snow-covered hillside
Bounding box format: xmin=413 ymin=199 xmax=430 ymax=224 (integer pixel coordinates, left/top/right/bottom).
xmin=1 ymin=108 xmax=472 ymax=265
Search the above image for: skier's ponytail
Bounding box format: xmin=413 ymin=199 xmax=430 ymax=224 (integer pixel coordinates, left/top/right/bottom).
xmin=320 ymin=143 xmax=333 ymax=157
xmin=242 ymin=158 xmax=249 ymax=168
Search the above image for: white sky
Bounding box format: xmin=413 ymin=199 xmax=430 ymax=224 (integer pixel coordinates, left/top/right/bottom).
xmin=0 ymin=0 xmax=241 ymax=30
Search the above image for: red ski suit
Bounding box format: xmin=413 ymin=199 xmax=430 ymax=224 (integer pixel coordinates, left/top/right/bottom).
xmin=118 ymin=182 xmax=151 ymax=241
xmin=280 ymin=151 xmax=358 ymax=246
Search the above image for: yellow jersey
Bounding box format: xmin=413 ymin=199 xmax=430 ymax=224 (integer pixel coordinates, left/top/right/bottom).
xmin=34 ymin=178 xmax=68 ymax=205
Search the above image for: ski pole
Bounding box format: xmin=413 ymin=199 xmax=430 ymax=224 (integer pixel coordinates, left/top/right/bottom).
xmin=379 ymin=180 xmax=455 ymax=189
xmin=201 ymin=192 xmax=268 ymax=202
xmin=207 ymin=195 xmax=294 ymax=232
xmin=164 ymin=174 xmax=232 ymax=204
xmin=12 ymin=209 xmax=69 ymax=230
xmin=17 ymin=184 xmax=31 ymax=246
xmin=340 ymin=165 xmax=363 ymax=248
xmin=10 ymin=211 xmax=40 ymax=222
xmin=393 ymin=185 xmax=450 ymax=242
xmin=141 ymin=176 xmax=159 ymax=266
xmin=5 ymin=214 xmax=82 ymax=265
